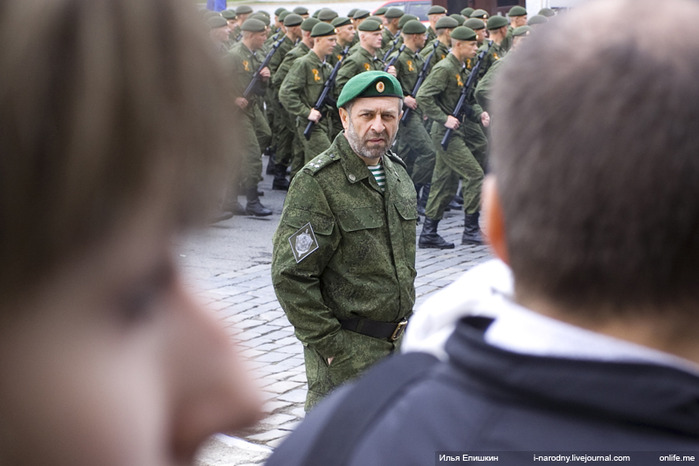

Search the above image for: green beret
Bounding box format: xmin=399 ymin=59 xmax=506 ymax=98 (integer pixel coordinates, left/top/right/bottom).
xmin=428 ymin=5 xmax=447 ymax=15
xmin=528 ymin=15 xmax=548 ymax=26
xmin=337 ymin=71 xmax=403 ymax=108
xmin=318 ymin=8 xmax=338 ymax=21
xmin=258 ymin=10 xmax=270 ymax=18
xmin=301 ymin=17 xmax=320 ymax=32
xmin=312 ymin=9 xmax=321 ymax=19
xmin=283 ymin=13 xmax=303 ymax=27
xmin=385 ymin=7 xmax=404 ymax=19
xmin=449 ymin=14 xmax=465 ymax=26
xmin=347 ymin=8 xmax=358 ymax=18
xmin=353 ymin=9 xmax=370 ymax=19
xmin=513 ymin=25 xmax=532 ymax=37
xmin=235 ymin=5 xmax=253 ymax=15
xmin=374 ymin=7 xmax=387 ymax=16
xmin=293 ymin=6 xmax=309 ymax=15
xmin=332 ymin=16 xmax=352 ymax=28
xmin=274 ymin=7 xmax=287 ymax=16
xmin=460 ymin=7 xmax=474 ymax=17
xmin=508 ymin=6 xmax=527 ymax=17
xmin=451 ymin=26 xmax=476 ymax=41
xmin=470 ymin=9 xmax=488 ymax=19
xmin=366 ymin=16 xmax=383 ymax=23
xmin=241 ymin=18 xmax=266 ymax=32
xmin=487 ymin=15 xmax=509 ymax=30
xmin=221 ymin=10 xmax=236 ymax=20
xmin=311 ymin=22 xmax=336 ymax=37
xmin=538 ymin=8 xmax=556 ymax=17
xmin=278 ymin=10 xmax=290 ymax=22
xmin=207 ymin=16 xmax=228 ymax=29
xmin=435 ymin=16 xmax=459 ymax=30
xmin=464 ymin=18 xmax=486 ymax=30
xmin=398 ymin=14 xmax=418 ymax=29
xmin=249 ymin=12 xmax=270 ymax=26
xmin=402 ymin=19 xmax=426 ymax=34
xmin=358 ymin=18 xmax=383 ymax=32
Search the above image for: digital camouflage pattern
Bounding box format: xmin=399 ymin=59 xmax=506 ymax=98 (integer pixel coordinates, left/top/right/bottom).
xmin=271 ymin=133 xmax=417 ymax=410
xmin=334 ymin=47 xmax=386 ymax=99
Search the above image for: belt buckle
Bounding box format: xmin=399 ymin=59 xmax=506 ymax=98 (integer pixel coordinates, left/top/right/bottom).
xmin=390 ymin=319 xmax=408 ymax=341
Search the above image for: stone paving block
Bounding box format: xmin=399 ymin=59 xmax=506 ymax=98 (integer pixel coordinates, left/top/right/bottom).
xmin=278 ymin=388 xmax=307 ymax=404
xmin=263 ymin=380 xmax=304 ymax=395
xmin=262 ymin=399 xmax=293 ymax=415
xmin=246 ymin=429 xmax=288 ymax=443
xmin=258 ymin=412 xmax=296 ymax=427
xmin=252 ymin=350 xmax=294 ymax=364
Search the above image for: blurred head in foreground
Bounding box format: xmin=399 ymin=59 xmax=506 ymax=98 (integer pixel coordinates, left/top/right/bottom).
xmin=0 ymin=0 xmax=260 ymax=464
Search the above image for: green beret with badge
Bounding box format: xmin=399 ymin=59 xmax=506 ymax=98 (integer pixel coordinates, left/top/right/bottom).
xmin=207 ymin=16 xmax=227 ymax=29
xmin=385 ymin=7 xmax=404 ymax=19
xmin=301 ymin=17 xmax=320 ymax=32
xmin=398 ymin=14 xmax=419 ymax=29
xmin=450 ymin=26 xmax=476 ymax=41
xmin=311 ymin=22 xmax=336 ymax=37
xmin=358 ymin=18 xmax=383 ymax=32
xmin=318 ymin=8 xmax=338 ymax=21
xmin=250 ymin=12 xmax=270 ymax=26
xmin=235 ymin=5 xmax=253 ymax=15
xmin=487 ymin=15 xmax=509 ymax=30
xmin=347 ymin=8 xmax=358 ymax=18
xmin=337 ymin=71 xmax=403 ymax=108
xmin=374 ymin=7 xmax=387 ymax=16
xmin=284 ymin=13 xmax=303 ymax=27
xmin=402 ymin=19 xmax=426 ymax=35
xmin=293 ymin=6 xmax=309 ymax=15
xmin=435 ymin=16 xmax=459 ymax=30
xmin=470 ymin=9 xmax=488 ymax=19
xmin=461 ymin=7 xmax=474 ymax=17
xmin=449 ymin=13 xmax=465 ymax=26
xmin=464 ymin=18 xmax=486 ymax=30
xmin=331 ymin=16 xmax=352 ymax=28
xmin=509 ymin=6 xmax=527 ymax=17
xmin=241 ymin=18 xmax=266 ymax=32
xmin=428 ymin=5 xmax=447 ymax=15
xmin=353 ymin=9 xmax=370 ymax=19
xmin=221 ymin=9 xmax=236 ymax=20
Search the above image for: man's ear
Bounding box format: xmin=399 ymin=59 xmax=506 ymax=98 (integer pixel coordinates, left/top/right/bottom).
xmin=483 ymin=175 xmax=509 ymax=265
xmin=338 ymin=106 xmax=350 ymax=131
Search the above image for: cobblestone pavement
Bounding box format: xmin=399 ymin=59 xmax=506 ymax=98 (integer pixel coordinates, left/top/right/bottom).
xmin=183 ymin=158 xmax=492 ymax=465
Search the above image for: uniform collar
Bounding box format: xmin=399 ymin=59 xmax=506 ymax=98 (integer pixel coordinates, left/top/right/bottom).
xmin=334 ymin=133 xmax=405 ymax=189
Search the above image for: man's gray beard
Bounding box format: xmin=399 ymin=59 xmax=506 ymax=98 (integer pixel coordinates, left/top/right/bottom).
xmin=345 ymin=118 xmax=392 ymax=161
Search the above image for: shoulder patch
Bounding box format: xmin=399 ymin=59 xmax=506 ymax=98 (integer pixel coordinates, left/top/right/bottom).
xmin=303 ymin=152 xmax=340 ymax=175
xmin=288 ymin=223 xmax=319 ymax=263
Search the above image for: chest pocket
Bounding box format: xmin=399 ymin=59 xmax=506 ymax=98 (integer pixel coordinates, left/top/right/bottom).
xmin=336 ymin=206 xmax=384 ymax=232
xmin=393 ymin=198 xmax=418 ymax=222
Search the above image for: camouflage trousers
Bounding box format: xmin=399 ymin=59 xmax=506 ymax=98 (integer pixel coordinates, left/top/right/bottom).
xmin=395 ymin=111 xmax=436 ymax=186
xmin=291 ymin=115 xmax=332 ymax=177
xmin=302 ymin=329 xmax=400 ymax=411
xmin=425 ymin=120 xmax=488 ymax=219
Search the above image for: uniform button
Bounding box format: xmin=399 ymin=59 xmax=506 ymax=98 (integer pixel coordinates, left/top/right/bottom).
xmin=349 ymin=174 xmax=356 ymax=182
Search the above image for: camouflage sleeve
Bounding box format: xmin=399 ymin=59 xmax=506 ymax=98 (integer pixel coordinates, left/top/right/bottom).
xmin=279 ymin=59 xmax=311 ymax=119
xmin=271 ymin=173 xmax=345 ymax=358
xmin=272 ymin=53 xmax=293 ymax=89
xmin=334 ymin=58 xmax=359 ymax=100
xmin=416 ymin=65 xmax=449 ymax=125
xmin=475 ymin=57 xmax=504 ymax=113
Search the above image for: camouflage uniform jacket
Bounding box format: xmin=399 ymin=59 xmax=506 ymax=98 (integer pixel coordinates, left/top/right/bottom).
xmin=335 ymin=47 xmax=385 ymax=98
xmin=271 ymin=42 xmax=311 ymax=89
xmin=271 ymin=133 xmax=418 ymax=358
xmin=389 ymin=47 xmax=426 ymax=117
xmin=279 ymin=50 xmax=333 ymax=121
xmin=416 ymin=53 xmax=484 ymax=125
xmin=227 ymin=42 xmax=265 ymax=112
xmin=420 ymin=39 xmax=450 ymax=74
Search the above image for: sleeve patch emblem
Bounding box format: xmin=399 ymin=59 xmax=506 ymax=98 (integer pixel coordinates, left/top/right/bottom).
xmin=288 ymin=222 xmax=320 ymax=263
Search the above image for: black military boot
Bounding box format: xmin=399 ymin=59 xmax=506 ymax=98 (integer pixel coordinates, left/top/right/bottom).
xmin=462 ymin=211 xmax=484 ymax=245
xmin=418 ymin=217 xmax=455 ymax=249
xmin=417 ymin=183 xmax=430 ymax=216
xmin=272 ymin=165 xmax=290 ymax=190
xmin=265 ymin=148 xmax=276 ymax=175
xmin=245 ymin=186 xmax=273 ymax=216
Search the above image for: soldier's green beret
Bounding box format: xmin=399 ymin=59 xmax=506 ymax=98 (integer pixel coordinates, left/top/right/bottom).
xmin=487 ymin=15 xmax=509 ymax=30
xmin=460 ymin=7 xmax=474 ymax=17
xmin=470 ymin=9 xmax=489 ymax=19
xmin=203 ymin=10 xmax=219 ymax=20
xmin=332 ymin=16 xmax=352 ymax=28
xmin=398 ymin=14 xmax=418 ymax=29
xmin=374 ymin=7 xmax=387 ymax=16
xmin=312 ymin=9 xmax=321 ymax=19
xmin=508 ymin=6 xmax=527 ymax=17
xmin=221 ymin=9 xmax=236 ymax=20
xmin=301 ymin=17 xmax=320 ymax=32
xmin=435 ymin=16 xmax=459 ymax=30
xmin=366 ymin=16 xmax=383 ymax=23
xmin=207 ymin=16 xmax=228 ymax=29
xmin=347 ymin=8 xmax=358 ymax=18
xmin=241 ymin=18 xmax=266 ymax=32
xmin=235 ymin=5 xmax=253 ymax=15
xmin=318 ymin=8 xmax=338 ymax=21
xmin=284 ymin=13 xmax=303 ymax=27
xmin=293 ymin=6 xmax=309 ymax=15
xmin=464 ymin=18 xmax=486 ymax=30
xmin=358 ymin=18 xmax=383 ymax=32
xmin=250 ymin=12 xmax=270 ymax=26
xmin=278 ymin=10 xmax=290 ymax=22
xmin=513 ymin=25 xmax=532 ymax=36
xmin=337 ymin=71 xmax=403 ymax=108
xmin=449 ymin=14 xmax=465 ymax=26
xmin=258 ymin=10 xmax=270 ymax=18
xmin=353 ymin=9 xmax=370 ymax=19
xmin=402 ymin=19 xmax=426 ymax=34
xmin=450 ymin=26 xmax=476 ymax=41
xmin=538 ymin=8 xmax=556 ymax=17
xmin=385 ymin=7 xmax=404 ymax=19
xmin=311 ymin=22 xmax=336 ymax=37
xmin=528 ymin=15 xmax=548 ymax=26
xmin=428 ymin=5 xmax=447 ymax=15
xmin=275 ymin=7 xmax=287 ymax=16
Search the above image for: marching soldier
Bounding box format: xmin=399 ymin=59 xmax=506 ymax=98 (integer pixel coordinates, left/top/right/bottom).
xmin=416 ymin=26 xmax=490 ymax=248
xmin=426 ymin=5 xmax=447 ymax=43
xmin=381 ymin=8 xmax=404 ymax=55
xmin=421 ymin=16 xmax=459 ymax=74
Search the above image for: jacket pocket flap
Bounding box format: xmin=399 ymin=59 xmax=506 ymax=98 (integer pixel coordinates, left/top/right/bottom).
xmin=336 ymin=207 xmax=384 ymax=232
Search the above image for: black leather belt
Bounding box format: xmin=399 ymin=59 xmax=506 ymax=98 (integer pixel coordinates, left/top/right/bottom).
xmin=339 ymin=317 xmax=408 ymax=342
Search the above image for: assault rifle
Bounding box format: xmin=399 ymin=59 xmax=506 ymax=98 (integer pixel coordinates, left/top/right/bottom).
xmin=382 ymin=30 xmax=403 ymax=61
xmin=383 ymin=44 xmax=405 ymax=71
xmin=400 ymin=40 xmax=439 ymax=125
xmin=243 ymin=36 xmax=286 ymax=99
xmin=439 ymin=41 xmax=492 ymax=150
xmin=303 ymin=45 xmax=350 ymax=140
